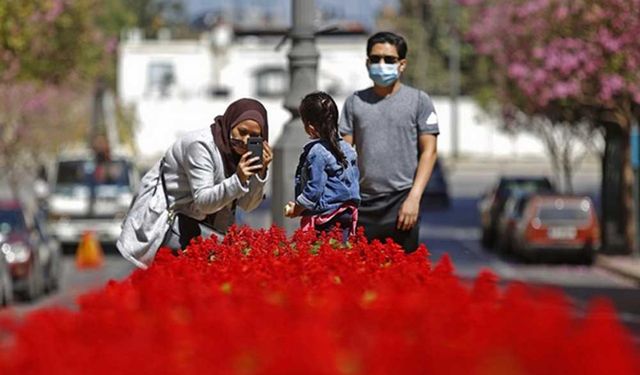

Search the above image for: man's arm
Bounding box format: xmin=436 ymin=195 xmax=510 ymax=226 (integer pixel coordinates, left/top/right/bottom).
xmin=338 ymin=95 xmax=354 ymax=145
xmin=397 ymin=134 xmax=438 ymax=231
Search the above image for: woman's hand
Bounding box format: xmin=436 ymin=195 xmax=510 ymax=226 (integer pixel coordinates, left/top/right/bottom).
xmin=236 ymin=151 xmax=262 ymax=185
xmin=259 ymin=141 xmax=273 ymax=178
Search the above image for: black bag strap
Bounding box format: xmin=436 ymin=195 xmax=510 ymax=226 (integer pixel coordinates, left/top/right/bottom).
xmin=159 ymin=158 xmax=169 ymax=207
xmin=159 ymin=157 xmax=176 ymax=224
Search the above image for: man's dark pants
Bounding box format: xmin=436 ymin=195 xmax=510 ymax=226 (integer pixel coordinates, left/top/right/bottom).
xmin=358 ymin=189 xmax=419 ymax=253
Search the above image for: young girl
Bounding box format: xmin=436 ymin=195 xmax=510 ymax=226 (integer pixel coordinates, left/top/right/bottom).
xmin=284 ymin=91 xmax=360 ymax=238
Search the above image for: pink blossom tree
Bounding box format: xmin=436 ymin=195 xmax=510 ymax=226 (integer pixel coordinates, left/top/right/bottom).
xmin=0 ymin=0 xmax=129 ymax=193
xmin=461 ymin=0 xmax=640 ymax=253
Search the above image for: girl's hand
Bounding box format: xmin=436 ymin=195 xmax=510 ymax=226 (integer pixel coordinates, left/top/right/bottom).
xmin=237 ymin=151 xmax=262 ymax=185
xmin=284 ymin=201 xmax=295 ymax=217
xmin=259 ymin=141 xmax=273 ymax=178
xmin=284 ymin=201 xmax=305 ymax=218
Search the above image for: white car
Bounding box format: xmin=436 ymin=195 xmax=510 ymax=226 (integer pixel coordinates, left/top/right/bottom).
xmin=45 ymin=150 xmax=138 ymax=246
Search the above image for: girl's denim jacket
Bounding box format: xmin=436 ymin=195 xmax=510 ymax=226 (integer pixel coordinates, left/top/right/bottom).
xmin=294 ymin=139 xmax=360 ymax=215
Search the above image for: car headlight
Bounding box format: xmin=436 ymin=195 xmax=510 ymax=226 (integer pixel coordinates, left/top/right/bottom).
xmin=1 ymin=242 xmax=31 ymax=264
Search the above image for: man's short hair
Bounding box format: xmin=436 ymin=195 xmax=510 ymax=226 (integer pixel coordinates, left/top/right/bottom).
xmin=366 ymin=31 xmax=408 ymax=59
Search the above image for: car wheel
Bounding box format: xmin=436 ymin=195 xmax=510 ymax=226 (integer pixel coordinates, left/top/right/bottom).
xmin=1 ymin=273 xmax=13 ymax=306
xmin=23 ymin=273 xmax=38 ymax=301
xmin=22 ymin=262 xmax=44 ymax=301
xmin=481 ymin=228 xmax=494 ymax=248
xmin=521 ymin=253 xmax=536 ymax=264
xmin=581 ymin=247 xmax=595 ymax=266
xmin=46 ymin=256 xmax=61 ymax=292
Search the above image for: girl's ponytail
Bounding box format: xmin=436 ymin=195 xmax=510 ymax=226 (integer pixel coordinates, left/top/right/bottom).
xmin=300 ymin=92 xmax=347 ymax=168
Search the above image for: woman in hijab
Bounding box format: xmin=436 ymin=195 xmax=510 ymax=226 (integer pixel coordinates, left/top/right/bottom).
xmin=117 ymin=98 xmax=272 ymax=268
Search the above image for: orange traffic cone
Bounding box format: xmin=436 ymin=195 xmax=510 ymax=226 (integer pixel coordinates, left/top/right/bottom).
xmin=75 ymin=231 xmax=104 ymax=269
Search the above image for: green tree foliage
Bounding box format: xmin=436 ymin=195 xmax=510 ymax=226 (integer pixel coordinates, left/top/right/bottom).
xmin=126 ymin=0 xmax=188 ymax=38
xmin=0 ymin=0 xmax=139 ymax=190
xmin=0 ymin=0 xmax=109 ymax=84
xmin=377 ymin=0 xmax=481 ymax=96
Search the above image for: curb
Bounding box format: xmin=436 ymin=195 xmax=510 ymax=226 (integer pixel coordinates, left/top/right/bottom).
xmin=595 ymin=255 xmax=640 ymax=285
xmin=443 ymin=159 xmax=601 ymax=175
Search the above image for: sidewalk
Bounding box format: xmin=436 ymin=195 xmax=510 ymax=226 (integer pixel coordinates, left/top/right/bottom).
xmin=596 ymin=254 xmax=640 ymax=285
xmin=442 ymin=156 xmax=601 ymax=175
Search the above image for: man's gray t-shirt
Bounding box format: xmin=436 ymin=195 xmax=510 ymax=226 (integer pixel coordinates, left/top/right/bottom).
xmin=338 ymin=84 xmax=439 ymax=199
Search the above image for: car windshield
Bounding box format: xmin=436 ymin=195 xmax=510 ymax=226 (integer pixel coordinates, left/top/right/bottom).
xmin=501 ymin=179 xmax=551 ymax=195
xmin=0 ymin=209 xmax=26 ymax=234
xmin=537 ymin=204 xmax=590 ymax=224
xmin=514 ymin=197 xmax=530 ymax=217
xmin=55 ymin=160 xmax=131 ymax=195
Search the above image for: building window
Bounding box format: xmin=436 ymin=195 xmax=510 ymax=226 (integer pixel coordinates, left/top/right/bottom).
xmin=147 ymin=62 xmax=175 ymax=98
xmin=255 ymin=67 xmax=287 ymax=97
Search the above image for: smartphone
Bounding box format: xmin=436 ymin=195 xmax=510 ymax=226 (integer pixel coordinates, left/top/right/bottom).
xmin=247 ymin=136 xmax=263 ymax=165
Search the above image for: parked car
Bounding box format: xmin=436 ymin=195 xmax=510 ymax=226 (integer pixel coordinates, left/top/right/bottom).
xmin=45 ymin=149 xmax=138 ymax=247
xmin=511 ymin=195 xmax=600 ymax=264
xmin=422 ymin=158 xmax=451 ymax=210
xmin=0 ymin=246 xmax=12 ymax=306
xmin=0 ymin=199 xmax=61 ymax=300
xmin=33 ymin=210 xmax=62 ymax=292
xmin=495 ymin=192 xmax=533 ymax=255
xmin=479 ymin=176 xmax=554 ymax=248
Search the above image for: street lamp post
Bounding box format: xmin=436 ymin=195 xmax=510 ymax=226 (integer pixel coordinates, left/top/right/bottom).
xmin=271 ymin=0 xmax=319 ymax=235
xmin=449 ymin=0 xmax=460 ymax=159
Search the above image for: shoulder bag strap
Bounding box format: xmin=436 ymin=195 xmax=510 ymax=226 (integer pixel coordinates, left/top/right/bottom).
xmin=159 ymin=158 xmax=175 ymax=224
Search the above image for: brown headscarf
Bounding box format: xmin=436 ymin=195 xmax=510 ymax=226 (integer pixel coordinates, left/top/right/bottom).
xmin=210 ymin=98 xmax=269 ymax=177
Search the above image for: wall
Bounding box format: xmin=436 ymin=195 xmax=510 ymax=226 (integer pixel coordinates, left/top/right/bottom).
xmin=118 ymin=35 xmax=571 ymax=167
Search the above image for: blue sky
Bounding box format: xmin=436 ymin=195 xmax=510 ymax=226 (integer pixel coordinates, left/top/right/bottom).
xmin=185 ymin=0 xmax=398 ymax=29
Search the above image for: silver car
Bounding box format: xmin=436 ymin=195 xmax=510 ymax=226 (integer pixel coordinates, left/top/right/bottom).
xmin=0 ymin=200 xmax=61 ymax=301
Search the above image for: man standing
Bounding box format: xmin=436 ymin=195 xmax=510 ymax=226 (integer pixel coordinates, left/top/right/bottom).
xmin=339 ymin=31 xmax=439 ymax=252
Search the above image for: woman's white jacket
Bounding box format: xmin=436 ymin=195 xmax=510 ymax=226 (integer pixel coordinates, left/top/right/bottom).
xmin=116 ymin=127 xmax=268 ymax=269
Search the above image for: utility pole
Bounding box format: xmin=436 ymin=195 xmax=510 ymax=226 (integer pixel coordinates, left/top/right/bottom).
xmin=449 ymin=0 xmax=460 ymax=159
xmin=271 ymin=0 xmax=319 ymax=235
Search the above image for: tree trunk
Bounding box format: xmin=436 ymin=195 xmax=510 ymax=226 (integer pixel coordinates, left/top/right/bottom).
xmin=621 ymin=125 xmax=637 ymax=254
xmin=562 ymin=156 xmax=574 ymax=194
xmin=549 ymin=154 xmax=562 ymax=192
xmin=540 ymin=126 xmax=562 ymax=192
xmin=561 ymin=127 xmax=574 ymax=193
xmin=7 ymin=170 xmax=20 ymax=201
xmin=601 ymin=122 xmax=635 ymax=254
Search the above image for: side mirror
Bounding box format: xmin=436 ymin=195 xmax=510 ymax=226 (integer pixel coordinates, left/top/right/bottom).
xmin=34 ymin=179 xmax=50 ymax=200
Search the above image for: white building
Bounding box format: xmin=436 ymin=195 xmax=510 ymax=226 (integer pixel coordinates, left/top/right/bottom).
xmin=117 ymin=29 xmax=552 ymax=167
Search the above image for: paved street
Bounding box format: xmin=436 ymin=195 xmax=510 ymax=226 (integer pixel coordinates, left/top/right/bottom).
xmin=9 ymin=248 xmax=135 ymax=316
xmin=3 ymin=158 xmax=640 ymax=345
xmin=422 ymin=159 xmax=640 ymax=347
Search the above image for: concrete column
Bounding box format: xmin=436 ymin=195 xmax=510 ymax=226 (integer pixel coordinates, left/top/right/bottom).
xmin=449 ymin=0 xmax=460 ymax=159
xmin=271 ymin=0 xmax=319 ymax=235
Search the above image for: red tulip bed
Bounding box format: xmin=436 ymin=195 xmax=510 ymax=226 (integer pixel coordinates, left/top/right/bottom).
xmin=0 ymin=226 xmax=638 ymax=374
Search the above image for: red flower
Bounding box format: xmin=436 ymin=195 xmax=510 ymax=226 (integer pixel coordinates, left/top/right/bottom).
xmin=0 ymin=226 xmax=637 ymax=374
